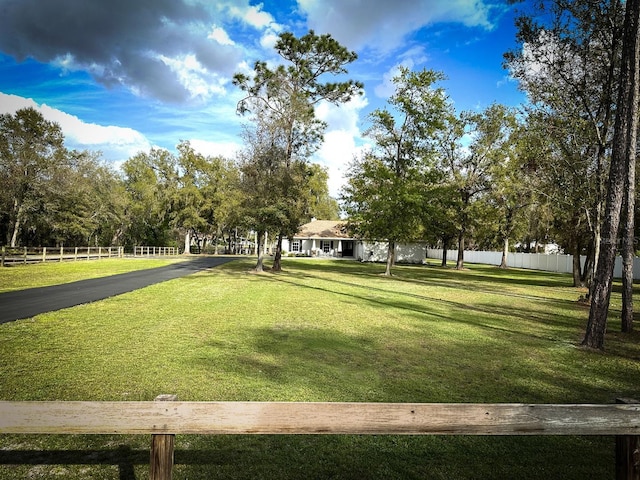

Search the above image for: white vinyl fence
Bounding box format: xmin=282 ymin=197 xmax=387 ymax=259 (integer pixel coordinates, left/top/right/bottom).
xmin=426 ymin=248 xmax=640 ymax=280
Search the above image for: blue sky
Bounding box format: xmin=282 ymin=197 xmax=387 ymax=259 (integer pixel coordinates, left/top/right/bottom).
xmin=0 ymin=0 xmax=527 ymax=196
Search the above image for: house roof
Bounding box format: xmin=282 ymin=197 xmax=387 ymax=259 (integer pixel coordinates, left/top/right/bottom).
xmin=295 ymin=220 xmax=352 ymax=239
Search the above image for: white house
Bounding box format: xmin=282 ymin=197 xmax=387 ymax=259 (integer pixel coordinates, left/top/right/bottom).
xmin=282 ymin=220 xmax=355 ymax=258
xmin=282 ymin=220 xmax=427 ymax=263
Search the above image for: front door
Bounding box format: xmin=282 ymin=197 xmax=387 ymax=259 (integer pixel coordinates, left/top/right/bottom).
xmin=342 ymin=240 xmax=354 ymax=257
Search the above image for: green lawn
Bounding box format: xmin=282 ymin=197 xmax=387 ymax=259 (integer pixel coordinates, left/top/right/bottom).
xmin=0 ymin=258 xmax=638 ymax=479
xmin=0 ymin=257 xmax=183 ymax=292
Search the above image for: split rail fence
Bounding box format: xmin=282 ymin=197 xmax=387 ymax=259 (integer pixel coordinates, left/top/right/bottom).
xmin=0 ymin=396 xmax=638 ymax=480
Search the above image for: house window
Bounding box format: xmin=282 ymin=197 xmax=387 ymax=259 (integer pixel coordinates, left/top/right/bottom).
xmin=322 ymin=240 xmax=331 ymax=253
xmin=291 ymin=240 xmax=300 ymax=252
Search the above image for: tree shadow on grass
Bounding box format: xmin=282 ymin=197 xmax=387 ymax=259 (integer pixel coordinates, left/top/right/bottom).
xmin=192 ymin=268 xmax=639 ymax=402
xmin=0 ymin=444 xmax=142 ymax=480
xmin=261 ymin=271 xmax=582 ymax=341
xmin=0 ymin=435 xmax=616 ymax=479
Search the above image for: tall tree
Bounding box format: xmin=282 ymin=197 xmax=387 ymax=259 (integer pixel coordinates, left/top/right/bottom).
xmin=233 ymin=30 xmax=363 ymax=272
xmin=121 ymin=148 xmax=177 ymax=247
xmin=173 ymin=141 xmax=213 ymax=254
xmin=422 ymin=181 xmax=459 ymax=267
xmin=45 ymin=150 xmax=123 ymax=246
xmin=490 ymin=120 xmax=539 ymax=268
xmin=437 ymin=104 xmax=517 ymax=270
xmin=237 ymin=121 xmax=289 ymax=272
xmin=210 ymin=158 xmax=242 ymax=255
xmin=342 ymin=68 xmax=449 ymax=275
xmin=0 ymin=107 xmax=66 ymax=247
xmin=505 ymin=0 xmax=624 ymax=286
xmin=307 ymin=163 xmax=340 ymax=220
xmin=584 ymin=0 xmax=640 ymax=349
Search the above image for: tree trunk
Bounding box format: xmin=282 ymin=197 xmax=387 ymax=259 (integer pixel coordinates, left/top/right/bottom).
xmin=384 ymin=240 xmax=395 ymax=276
xmin=233 ymin=228 xmax=238 ymax=255
xmin=456 ymin=228 xmax=465 ymax=270
xmin=572 ymin=236 xmax=584 ymax=288
xmin=441 ymin=236 xmax=449 ymax=267
xmin=583 ymin=0 xmax=640 ymax=349
xmin=500 ymin=237 xmax=509 ymax=269
xmin=621 ymin=127 xmax=637 ymax=334
xmin=581 ymin=240 xmax=594 ymax=290
xmin=621 ymin=215 xmax=635 ymax=332
xmin=10 ymin=200 xmax=25 ymax=248
xmin=184 ymin=230 xmax=191 ymax=255
xmin=253 ymin=231 xmax=265 ymax=272
xmin=272 ymin=233 xmax=284 ymax=272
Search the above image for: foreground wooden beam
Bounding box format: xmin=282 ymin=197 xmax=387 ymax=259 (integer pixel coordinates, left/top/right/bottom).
xmin=1 ymin=401 xmax=639 ymax=436
xmin=616 ymin=398 xmax=640 ymax=480
xmin=150 ymin=394 xmax=177 ymax=480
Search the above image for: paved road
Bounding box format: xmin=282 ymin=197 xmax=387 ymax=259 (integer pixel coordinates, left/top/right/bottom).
xmin=0 ymin=256 xmax=238 ymax=324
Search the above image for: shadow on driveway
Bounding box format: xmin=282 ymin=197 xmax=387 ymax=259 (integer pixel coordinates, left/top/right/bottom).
xmin=0 ymin=256 xmax=238 ymax=324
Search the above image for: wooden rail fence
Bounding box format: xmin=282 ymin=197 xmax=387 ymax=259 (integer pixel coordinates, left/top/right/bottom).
xmin=0 ymin=245 xmax=180 ymax=266
xmin=133 ymin=246 xmax=179 ymax=257
xmin=1 ymin=246 xmax=124 ymax=266
xmin=0 ymin=396 xmax=638 ymax=480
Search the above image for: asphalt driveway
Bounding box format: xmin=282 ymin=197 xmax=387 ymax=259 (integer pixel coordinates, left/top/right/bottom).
xmin=0 ymin=256 xmax=238 ymax=324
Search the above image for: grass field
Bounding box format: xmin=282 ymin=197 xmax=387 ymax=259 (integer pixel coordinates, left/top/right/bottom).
xmin=0 ymin=257 xmax=638 ymax=479
xmin=0 ymin=257 xmax=183 ymax=293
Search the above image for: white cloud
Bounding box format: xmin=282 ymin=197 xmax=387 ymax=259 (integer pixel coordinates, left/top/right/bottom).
xmin=316 ymin=94 xmax=368 ymax=134
xmin=227 ymin=2 xmax=279 ymax=30
xmin=222 ymin=1 xmax=283 ymax=53
xmin=0 ymin=92 xmax=152 ymax=162
xmin=297 ymin=0 xmax=496 ymax=52
xmin=158 ymin=54 xmax=229 ymax=100
xmin=208 ymin=25 xmax=235 ymax=46
xmin=315 ymin=131 xmax=366 ymax=198
xmin=189 ymin=139 xmax=242 ymax=159
xmin=260 ymin=32 xmax=280 ymax=50
xmin=314 ymin=94 xmax=369 ymax=197
xmin=244 ymin=5 xmax=274 ymax=28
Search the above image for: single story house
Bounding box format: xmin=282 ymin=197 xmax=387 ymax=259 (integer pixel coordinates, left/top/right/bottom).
xmin=282 ymin=219 xmax=355 ymax=257
xmin=281 ymin=219 xmax=427 ymax=264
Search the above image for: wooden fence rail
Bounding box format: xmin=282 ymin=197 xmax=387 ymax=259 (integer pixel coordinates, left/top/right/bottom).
xmin=133 ymin=246 xmax=179 ymax=257
xmin=0 ymin=398 xmax=638 ymax=480
xmin=0 ymin=246 xmax=125 ymax=266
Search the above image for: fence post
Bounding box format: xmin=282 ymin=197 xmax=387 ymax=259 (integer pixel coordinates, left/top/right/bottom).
xmin=616 ymin=398 xmax=640 ymax=480
xmin=60 ymin=246 xmax=63 ymax=262
xmin=1 ymin=246 xmax=4 ymax=267
xmin=74 ymin=247 xmax=78 ymax=261
xmin=23 ymin=246 xmax=27 ymax=264
xmin=150 ymin=394 xmax=178 ymax=480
